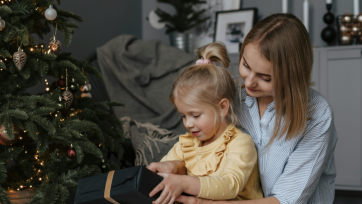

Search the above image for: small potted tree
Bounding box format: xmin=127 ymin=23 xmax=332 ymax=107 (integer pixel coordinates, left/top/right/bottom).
xmin=154 ymin=0 xmax=209 ymax=53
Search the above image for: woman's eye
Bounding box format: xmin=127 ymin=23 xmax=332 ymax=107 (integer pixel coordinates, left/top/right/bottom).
xmin=181 ymin=115 xmax=185 ymax=118
xmin=243 ymin=62 xmax=249 ymax=68
xmin=193 ymin=115 xmax=200 ymax=118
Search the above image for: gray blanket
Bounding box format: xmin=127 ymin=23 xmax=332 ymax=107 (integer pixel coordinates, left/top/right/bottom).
xmin=97 ymin=35 xmax=195 ymax=134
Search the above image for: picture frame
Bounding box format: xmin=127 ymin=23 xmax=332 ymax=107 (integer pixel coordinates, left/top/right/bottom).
xmin=193 ymin=0 xmax=242 ymax=50
xmin=214 ymin=8 xmax=258 ymax=53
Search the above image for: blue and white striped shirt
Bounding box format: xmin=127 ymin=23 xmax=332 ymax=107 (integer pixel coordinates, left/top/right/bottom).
xmin=238 ymin=87 xmax=338 ymax=204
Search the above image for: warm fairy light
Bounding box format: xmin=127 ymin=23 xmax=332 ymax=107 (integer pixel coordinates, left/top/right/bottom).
xmin=30 ymin=48 xmax=34 ymax=51
xmin=38 ymin=169 xmax=41 ymax=172
xmin=45 ymin=79 xmax=47 ymax=82
xmin=36 ymin=132 xmax=39 ymax=135
xmin=35 ymin=7 xmax=38 ymax=10
xmin=46 ymin=87 xmax=50 ymax=91
xmin=25 ymin=151 xmax=27 ymax=153
xmin=19 ymin=137 xmax=22 ymax=140
xmin=35 ymin=45 xmax=38 ymax=48
xmin=24 ymin=130 xmax=27 ymax=133
xmin=41 ymin=162 xmax=44 ymax=165
xmin=98 ymin=143 xmax=102 ymax=147
xmin=54 ymin=114 xmax=58 ymax=117
xmin=39 ymin=178 xmax=42 ymax=181
xmin=11 ymin=148 xmax=13 ymax=150
xmin=40 ymin=45 xmax=44 ymax=48
xmin=0 ymin=60 xmax=2 ymax=62
xmin=4 ymin=58 xmax=7 ymax=61
xmin=20 ymin=185 xmax=23 ymax=189
xmin=46 ymin=82 xmax=48 ymax=85
xmin=30 ymin=185 xmax=32 ymax=188
xmin=21 ymin=49 xmax=23 ymax=52
xmin=17 ymin=188 xmax=19 ymax=191
xmin=31 ymin=177 xmax=33 ymax=179
xmin=1 ymin=1 xmax=4 ymax=4
xmin=0 ymin=69 xmax=3 ymax=71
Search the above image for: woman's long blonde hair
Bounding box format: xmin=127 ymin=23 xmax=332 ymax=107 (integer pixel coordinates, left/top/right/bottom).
xmin=239 ymin=13 xmax=313 ymax=144
xmin=170 ymin=42 xmax=239 ymax=126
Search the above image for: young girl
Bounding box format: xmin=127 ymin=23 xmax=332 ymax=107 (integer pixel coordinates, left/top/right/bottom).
xmin=173 ymin=13 xmax=338 ymax=204
xmin=148 ymin=42 xmax=264 ymax=204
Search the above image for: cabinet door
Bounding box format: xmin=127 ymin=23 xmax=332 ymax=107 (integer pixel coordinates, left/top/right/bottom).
xmin=321 ymin=48 xmax=362 ymax=190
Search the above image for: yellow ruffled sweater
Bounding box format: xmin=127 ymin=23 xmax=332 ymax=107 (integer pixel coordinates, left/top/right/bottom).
xmin=161 ymin=125 xmax=264 ymax=200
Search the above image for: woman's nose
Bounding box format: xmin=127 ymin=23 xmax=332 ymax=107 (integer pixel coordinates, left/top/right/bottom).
xmin=244 ymin=72 xmax=257 ymax=87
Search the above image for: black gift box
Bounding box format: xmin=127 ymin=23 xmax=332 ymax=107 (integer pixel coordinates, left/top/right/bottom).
xmin=74 ymin=166 xmax=163 ymax=204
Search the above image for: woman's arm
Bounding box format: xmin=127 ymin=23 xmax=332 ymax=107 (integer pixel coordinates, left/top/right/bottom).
xmin=176 ymin=195 xmax=280 ymax=204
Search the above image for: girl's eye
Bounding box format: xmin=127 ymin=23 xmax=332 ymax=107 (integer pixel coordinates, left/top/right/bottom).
xmin=193 ymin=115 xmax=200 ymax=118
xmin=262 ymin=78 xmax=271 ymax=82
xmin=181 ymin=115 xmax=185 ymax=118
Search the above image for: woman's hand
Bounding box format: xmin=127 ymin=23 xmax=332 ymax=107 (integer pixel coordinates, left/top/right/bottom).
xmin=176 ymin=195 xmax=206 ymax=204
xmin=150 ymin=173 xmax=184 ymax=204
xmin=148 ymin=160 xmax=186 ymax=175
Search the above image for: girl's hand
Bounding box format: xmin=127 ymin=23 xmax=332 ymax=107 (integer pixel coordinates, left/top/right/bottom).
xmin=148 ymin=160 xmax=186 ymax=175
xmin=150 ymin=173 xmax=184 ymax=204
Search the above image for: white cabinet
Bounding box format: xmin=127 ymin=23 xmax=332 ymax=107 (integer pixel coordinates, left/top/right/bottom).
xmin=313 ymin=46 xmax=362 ymax=191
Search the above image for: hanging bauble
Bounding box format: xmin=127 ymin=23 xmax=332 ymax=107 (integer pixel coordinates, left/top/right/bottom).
xmin=0 ymin=124 xmax=20 ymax=146
xmin=48 ymin=38 xmax=61 ymax=56
xmin=13 ymin=48 xmax=27 ymax=71
xmin=62 ymin=88 xmax=73 ymax=109
xmin=69 ymin=83 xmax=78 ymax=93
xmin=57 ymin=75 xmax=66 ymax=87
xmin=67 ymin=144 xmax=76 ymax=158
xmin=148 ymin=10 xmax=166 ymax=29
xmin=45 ymin=5 xmax=57 ymax=21
xmin=0 ymin=17 xmax=5 ymax=31
xmin=80 ymin=83 xmax=91 ymax=93
xmin=81 ymin=92 xmax=92 ymax=98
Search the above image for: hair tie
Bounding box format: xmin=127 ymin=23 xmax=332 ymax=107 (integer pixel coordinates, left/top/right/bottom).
xmin=196 ymin=59 xmax=216 ymax=65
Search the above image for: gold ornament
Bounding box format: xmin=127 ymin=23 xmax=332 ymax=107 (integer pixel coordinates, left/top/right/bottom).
xmin=0 ymin=124 xmax=20 ymax=146
xmin=80 ymin=83 xmax=91 ymax=93
xmin=340 ymin=33 xmax=353 ymax=45
xmin=62 ymin=88 xmax=73 ymax=109
xmin=341 ymin=14 xmax=353 ymax=24
xmin=357 ymin=13 xmax=362 ymax=24
xmin=350 ymin=23 xmax=360 ymax=36
xmin=339 ymin=24 xmax=351 ymax=33
xmin=48 ymin=38 xmax=61 ymax=56
xmin=13 ymin=48 xmax=27 ymax=70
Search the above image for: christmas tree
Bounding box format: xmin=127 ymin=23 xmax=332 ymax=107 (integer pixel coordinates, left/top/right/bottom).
xmin=0 ymin=0 xmax=125 ymax=203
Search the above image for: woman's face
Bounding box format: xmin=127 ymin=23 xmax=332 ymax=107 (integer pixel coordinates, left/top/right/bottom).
xmin=239 ymin=43 xmax=273 ymax=100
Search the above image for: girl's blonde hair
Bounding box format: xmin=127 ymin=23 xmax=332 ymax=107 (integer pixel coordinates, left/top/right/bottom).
xmin=169 ymin=42 xmax=238 ymax=126
xmin=239 ymin=13 xmax=313 ymax=144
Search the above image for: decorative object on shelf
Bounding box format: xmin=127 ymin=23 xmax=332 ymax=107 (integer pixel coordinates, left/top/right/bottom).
xmin=147 ymin=10 xmax=165 ymax=30
xmin=44 ymin=5 xmax=57 ymax=21
xmin=13 ymin=47 xmax=27 ymax=71
xmin=303 ymin=0 xmax=309 ymax=32
xmin=321 ymin=3 xmax=336 ymax=45
xmin=336 ymin=12 xmax=362 ymax=45
xmin=214 ymin=8 xmax=258 ymax=53
xmin=0 ymin=124 xmax=20 ymax=146
xmin=340 ymin=33 xmax=353 ymax=45
xmin=67 ymin=144 xmax=76 ymax=158
xmin=0 ymin=16 xmax=5 ymax=31
xmin=282 ymin=0 xmax=288 ymax=13
xmin=354 ymin=0 xmax=359 ymax=16
xmin=153 ymin=0 xmax=210 ymax=53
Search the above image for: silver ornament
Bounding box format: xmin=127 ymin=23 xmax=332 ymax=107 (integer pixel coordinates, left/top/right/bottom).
xmin=62 ymin=88 xmax=73 ymax=109
xmin=13 ymin=48 xmax=27 ymax=71
xmin=81 ymin=92 xmax=92 ymax=98
xmin=80 ymin=83 xmax=91 ymax=93
xmin=48 ymin=39 xmax=61 ymax=56
xmin=0 ymin=17 xmax=5 ymax=31
xmin=45 ymin=5 xmax=57 ymax=21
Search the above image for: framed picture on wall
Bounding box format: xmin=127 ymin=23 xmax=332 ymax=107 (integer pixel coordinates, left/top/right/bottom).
xmin=214 ymin=8 xmax=258 ymax=53
xmin=193 ymin=0 xmax=242 ymax=50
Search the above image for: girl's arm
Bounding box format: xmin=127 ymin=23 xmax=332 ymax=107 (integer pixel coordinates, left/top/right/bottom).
xmin=176 ymin=195 xmax=280 ymax=204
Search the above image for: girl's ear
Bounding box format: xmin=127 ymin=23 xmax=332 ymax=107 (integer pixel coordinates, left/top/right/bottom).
xmin=219 ymin=98 xmax=230 ymax=118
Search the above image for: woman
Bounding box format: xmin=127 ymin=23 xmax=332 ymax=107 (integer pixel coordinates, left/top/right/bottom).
xmin=148 ymin=13 xmax=337 ymax=204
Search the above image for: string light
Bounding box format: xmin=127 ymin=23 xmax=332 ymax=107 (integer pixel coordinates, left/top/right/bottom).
xmin=38 ymin=169 xmax=41 ymax=172
xmin=20 ymin=185 xmax=23 ymax=189
xmin=46 ymin=87 xmax=50 ymax=91
xmin=24 ymin=130 xmax=27 ymax=133
xmin=39 ymin=178 xmax=42 ymax=181
xmin=19 ymin=137 xmax=22 ymax=140
xmin=17 ymin=188 xmax=19 ymax=191
xmin=30 ymin=185 xmax=32 ymax=188
xmin=30 ymin=48 xmax=34 ymax=52
xmin=25 ymin=151 xmax=27 ymax=153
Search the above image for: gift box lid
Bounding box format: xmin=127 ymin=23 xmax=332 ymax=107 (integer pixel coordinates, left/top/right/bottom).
xmin=74 ymin=166 xmax=163 ymax=204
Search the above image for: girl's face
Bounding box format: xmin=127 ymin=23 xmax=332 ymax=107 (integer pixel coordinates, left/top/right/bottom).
xmin=174 ymin=98 xmax=225 ymax=146
xmin=239 ymin=43 xmax=274 ymax=100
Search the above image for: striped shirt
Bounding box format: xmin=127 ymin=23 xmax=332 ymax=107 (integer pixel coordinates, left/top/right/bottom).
xmin=237 ymin=87 xmax=338 ymax=204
